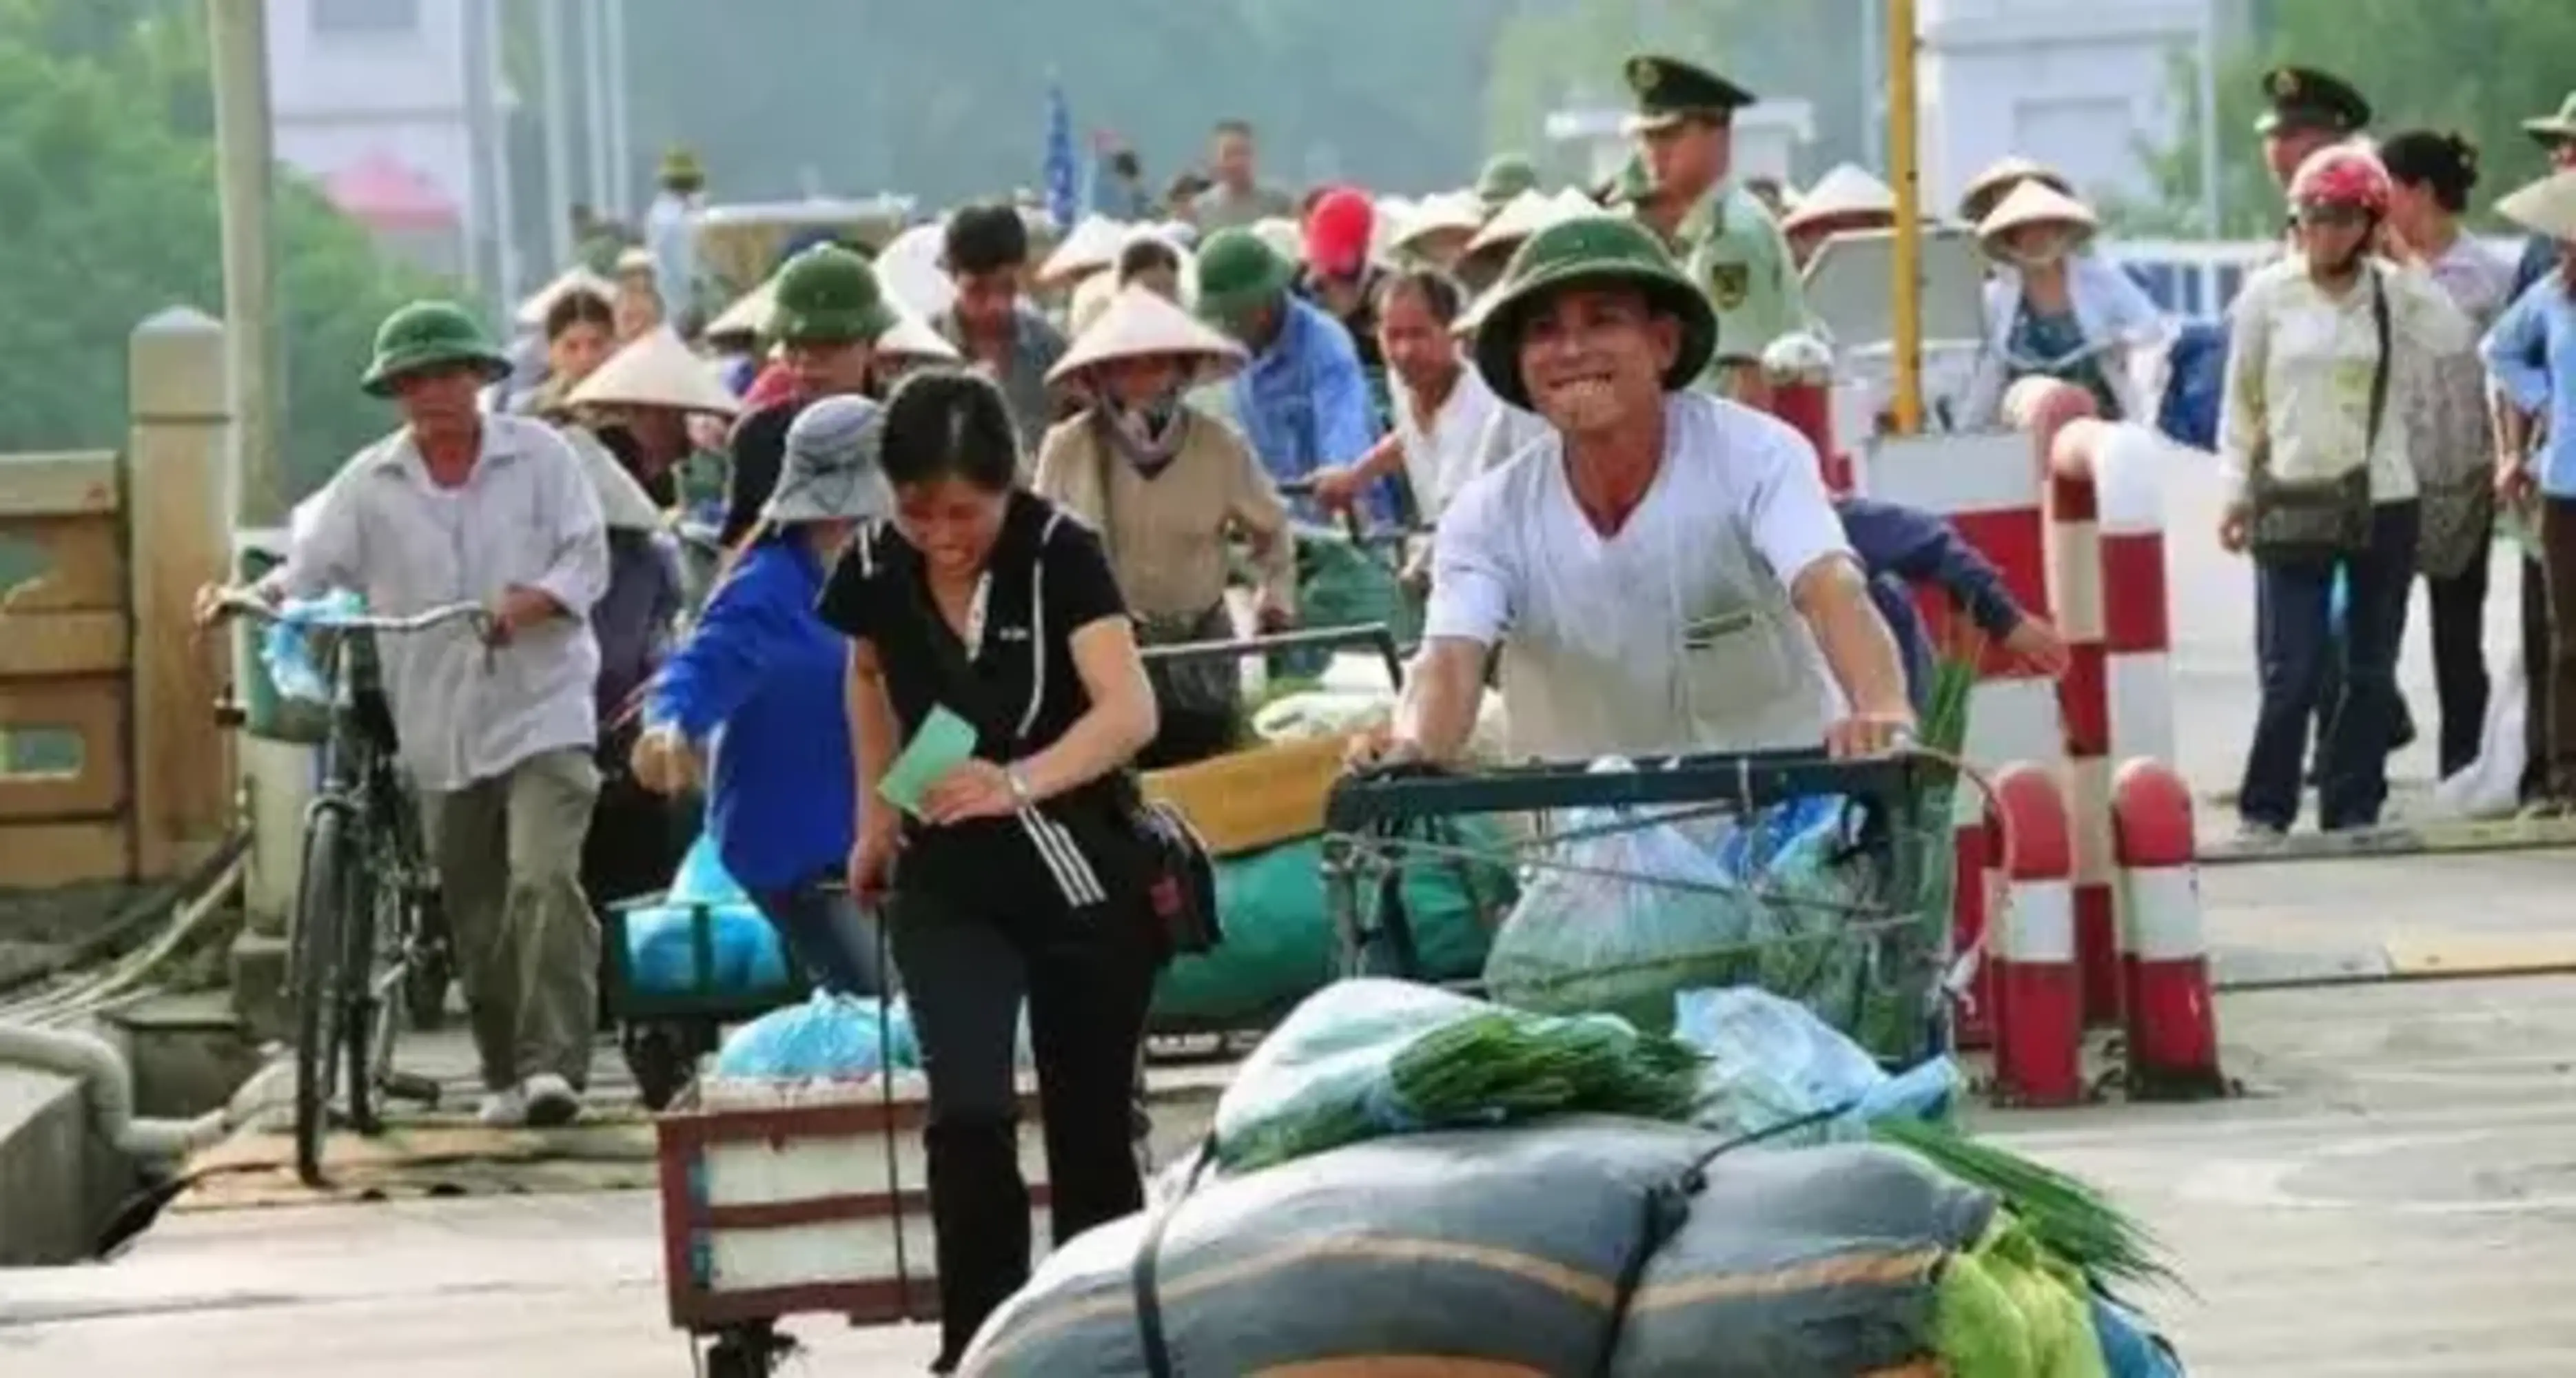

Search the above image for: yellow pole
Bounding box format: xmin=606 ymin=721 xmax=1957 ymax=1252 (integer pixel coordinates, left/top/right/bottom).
xmin=1886 ymin=0 xmax=1925 ymax=434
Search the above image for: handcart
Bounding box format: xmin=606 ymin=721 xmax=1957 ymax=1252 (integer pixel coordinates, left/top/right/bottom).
xmin=603 ymin=896 xmax=810 ymax=1111
xmin=1318 ymin=748 xmax=1958 ymax=1067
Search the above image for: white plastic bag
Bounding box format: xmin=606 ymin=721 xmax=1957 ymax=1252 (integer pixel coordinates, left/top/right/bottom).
xmin=1673 ymin=987 xmax=1956 ymax=1146
xmin=2434 ymin=644 xmax=2526 ymax=820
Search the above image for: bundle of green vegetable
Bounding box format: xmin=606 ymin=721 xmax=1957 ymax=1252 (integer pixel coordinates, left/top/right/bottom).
xmin=1874 ymin=1117 xmax=2173 ymax=1293
xmin=1209 ymin=979 xmax=1707 ymax=1173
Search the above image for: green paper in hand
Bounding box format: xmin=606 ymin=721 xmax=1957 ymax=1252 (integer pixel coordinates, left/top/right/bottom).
xmin=878 ymin=705 xmax=981 ymax=819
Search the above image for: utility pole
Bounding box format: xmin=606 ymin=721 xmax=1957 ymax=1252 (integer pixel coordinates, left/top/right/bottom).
xmin=1861 ymin=0 xmax=1885 ymax=169
xmin=206 ymin=0 xmax=281 ymax=527
xmin=581 ymin=0 xmax=613 ymax=218
xmin=539 ymin=0 xmax=575 ymax=269
xmin=604 ymin=0 xmax=633 ymax=218
xmin=476 ymin=0 xmax=523 ymax=316
xmin=2197 ymin=0 xmax=2223 ymax=236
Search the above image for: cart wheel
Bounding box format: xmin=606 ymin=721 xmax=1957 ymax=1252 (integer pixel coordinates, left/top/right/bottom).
xmin=624 ymin=1023 xmax=693 ymax=1111
xmin=703 ymin=1323 xmax=790 ymax=1378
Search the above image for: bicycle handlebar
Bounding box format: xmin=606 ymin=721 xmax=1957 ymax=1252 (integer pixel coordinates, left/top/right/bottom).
xmin=219 ymin=589 xmax=493 ymax=637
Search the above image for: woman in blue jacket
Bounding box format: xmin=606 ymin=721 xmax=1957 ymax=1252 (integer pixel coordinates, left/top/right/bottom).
xmin=628 ymin=396 xmax=890 ymax=994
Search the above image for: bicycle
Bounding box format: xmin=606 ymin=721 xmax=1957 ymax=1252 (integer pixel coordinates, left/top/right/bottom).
xmin=214 ymin=590 xmax=491 ymax=1186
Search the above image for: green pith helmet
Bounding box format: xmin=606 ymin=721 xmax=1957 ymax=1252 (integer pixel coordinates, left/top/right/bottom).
xmin=1469 ymin=215 xmax=1719 ymax=411
xmin=766 ymin=245 xmax=899 ymax=347
xmin=658 ymin=145 xmax=706 ymax=191
xmin=359 ymin=300 xmax=511 ymax=397
xmin=1192 ymin=228 xmax=1298 ymax=325
xmin=1475 ymin=153 xmax=1540 ymax=211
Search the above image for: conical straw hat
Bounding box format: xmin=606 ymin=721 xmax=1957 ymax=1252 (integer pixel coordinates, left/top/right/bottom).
xmin=877 ymin=309 xmax=961 ymax=362
xmin=1464 ymin=188 xmax=1567 ymax=258
xmin=1037 ymin=214 xmax=1129 ymax=287
xmin=1045 ymin=285 xmax=1248 ymax=388
xmin=565 ymin=326 xmax=739 ymax=415
xmin=514 ymin=265 xmax=615 ymax=329
xmin=1958 ymin=154 xmax=2072 ymax=223
xmin=704 ymin=277 xmax=777 ymax=340
xmin=875 ymin=221 xmax=956 ymax=319
xmin=1391 ymin=190 xmax=1485 ymax=251
xmin=1779 ymin=163 xmax=1897 ymax=235
xmin=2497 ymin=167 xmax=2576 ymax=242
xmin=1065 ymin=271 xmax=1122 ymax=340
xmin=1976 ymin=180 xmax=2099 ymax=252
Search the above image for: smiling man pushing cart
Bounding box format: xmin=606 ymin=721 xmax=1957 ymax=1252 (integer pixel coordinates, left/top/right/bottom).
xmin=1362 ymin=214 xmax=1915 ymax=768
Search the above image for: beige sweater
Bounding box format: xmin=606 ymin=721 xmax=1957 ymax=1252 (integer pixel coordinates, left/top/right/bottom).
xmin=1031 ymin=409 xmax=1296 ymax=623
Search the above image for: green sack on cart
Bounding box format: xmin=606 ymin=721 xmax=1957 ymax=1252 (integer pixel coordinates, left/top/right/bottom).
xmin=1153 ymin=827 xmax=1515 ymax=1027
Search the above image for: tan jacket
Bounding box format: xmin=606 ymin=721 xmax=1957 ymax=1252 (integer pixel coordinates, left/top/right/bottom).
xmin=1031 ymin=409 xmax=1296 ymax=622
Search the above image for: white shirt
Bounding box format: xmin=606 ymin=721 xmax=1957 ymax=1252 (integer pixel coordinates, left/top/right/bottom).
xmin=1427 ymin=393 xmax=1852 ymax=759
xmin=1957 ymin=249 xmax=2174 ymax=429
xmin=1390 ymin=362 xmax=1544 ymax=522
xmin=281 ymin=414 xmax=611 ymax=792
xmin=2218 ymin=254 xmax=2475 ymax=504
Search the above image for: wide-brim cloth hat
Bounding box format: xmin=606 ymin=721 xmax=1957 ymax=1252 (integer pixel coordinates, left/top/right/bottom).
xmin=1780 ymin=163 xmax=1899 ymax=236
xmin=878 ymin=309 xmax=963 ymax=362
xmin=1468 ymin=214 xmax=1719 ymax=411
xmin=360 ymin=300 xmax=512 ymax=397
xmin=1048 ymin=285 xmax=1250 ymax=390
xmin=1620 ymin=52 xmax=1758 ymax=135
xmin=565 ymin=326 xmax=741 ymax=416
xmin=765 ymin=395 xmax=894 ymax=526
xmin=2524 ymin=92 xmax=2576 ymax=147
xmin=658 ymin=146 xmax=706 ymax=189
xmin=1474 ymin=154 xmax=1540 ymax=212
xmin=1956 ymin=155 xmax=2072 ymax=225
xmin=1037 ymin=214 xmax=1129 ymax=288
xmin=1975 ymin=180 xmax=2100 ymax=255
xmin=2253 ymin=65 xmax=2371 ymax=136
xmin=768 ymin=244 xmax=901 ymax=347
xmin=2497 ymin=168 xmax=2576 ymax=242
xmin=1192 ymin=227 xmax=1300 ymax=324
xmin=1391 ymin=191 xmax=1485 ymax=252
xmin=515 ymin=265 xmax=617 ymax=329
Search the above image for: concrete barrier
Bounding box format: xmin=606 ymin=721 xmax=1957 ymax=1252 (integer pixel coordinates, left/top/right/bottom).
xmin=0 ymin=1066 xmax=125 ymax=1264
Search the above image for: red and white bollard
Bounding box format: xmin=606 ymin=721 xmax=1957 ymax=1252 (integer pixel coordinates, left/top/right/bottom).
xmin=2094 ymin=425 xmax=2179 ymax=765
xmin=1863 ymin=429 xmax=2060 ymax=1051
xmin=1987 ymin=760 xmax=2083 ymax=1107
xmin=2112 ymin=758 xmax=2227 ymax=1099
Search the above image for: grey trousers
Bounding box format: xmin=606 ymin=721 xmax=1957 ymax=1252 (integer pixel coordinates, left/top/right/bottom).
xmin=418 ymin=747 xmax=602 ymax=1091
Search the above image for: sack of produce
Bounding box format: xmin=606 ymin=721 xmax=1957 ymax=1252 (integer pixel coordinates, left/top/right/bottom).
xmin=709 ymin=991 xmax=918 ymax=1084
xmin=1152 ymin=824 xmax=1515 ymax=1028
xmin=621 ymin=836 xmax=793 ymax=994
xmin=1206 ymin=979 xmax=1701 ymax=1172
xmin=1295 ymin=526 xmax=1420 ymax=646
xmin=1482 ymin=800 xmax=1779 ymax=1034
xmin=1251 ymin=688 xmax=1393 ymax=743
xmin=965 ymin=1118 xmax=1744 ymax=1376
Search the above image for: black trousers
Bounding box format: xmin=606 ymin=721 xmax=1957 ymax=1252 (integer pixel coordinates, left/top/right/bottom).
xmin=2420 ymin=555 xmax=2493 ymax=780
xmin=888 ymin=883 xmax=1162 ymax=1364
xmin=2524 ymin=554 xmax=2553 ymax=803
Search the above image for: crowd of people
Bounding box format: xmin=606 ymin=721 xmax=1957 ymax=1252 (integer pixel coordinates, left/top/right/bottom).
xmin=188 ymin=50 xmax=2576 ymax=1374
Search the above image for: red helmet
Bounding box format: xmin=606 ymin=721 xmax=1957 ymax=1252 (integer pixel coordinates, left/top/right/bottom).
xmin=1302 ymin=188 xmax=1376 ymax=278
xmin=2288 ymin=143 xmax=2391 ymax=214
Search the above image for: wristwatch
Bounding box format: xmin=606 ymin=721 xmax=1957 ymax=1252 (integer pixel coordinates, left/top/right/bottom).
xmin=1003 ymin=763 xmax=1034 ymax=808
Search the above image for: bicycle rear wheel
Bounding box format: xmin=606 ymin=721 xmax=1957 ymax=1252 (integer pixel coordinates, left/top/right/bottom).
xmin=292 ymin=806 xmax=355 ymax=1186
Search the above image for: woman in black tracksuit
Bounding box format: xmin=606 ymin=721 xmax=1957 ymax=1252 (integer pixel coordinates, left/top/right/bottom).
xmin=817 ymin=368 xmax=1165 ymax=1371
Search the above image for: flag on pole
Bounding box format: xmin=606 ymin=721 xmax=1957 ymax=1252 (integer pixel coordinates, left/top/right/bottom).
xmin=1043 ymin=82 xmax=1079 ymax=229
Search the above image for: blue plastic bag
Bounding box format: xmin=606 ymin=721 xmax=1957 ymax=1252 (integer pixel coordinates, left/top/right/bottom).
xmin=1672 ymin=987 xmax=1956 ymax=1146
xmin=260 ymin=589 xmax=367 ymax=704
xmin=712 ymin=991 xmax=921 ymax=1082
xmin=2092 ymin=1295 xmax=2187 ymax=1377
xmin=621 ymin=835 xmax=793 ymax=992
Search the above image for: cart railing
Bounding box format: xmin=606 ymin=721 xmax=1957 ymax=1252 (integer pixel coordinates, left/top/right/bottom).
xmin=1139 ymin=621 xmax=1407 ymax=692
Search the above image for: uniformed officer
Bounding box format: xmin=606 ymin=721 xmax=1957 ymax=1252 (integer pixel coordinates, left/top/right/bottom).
xmin=1619 ymin=52 xmax=1806 ymax=405
xmin=2256 ymin=65 xmax=2373 ymax=192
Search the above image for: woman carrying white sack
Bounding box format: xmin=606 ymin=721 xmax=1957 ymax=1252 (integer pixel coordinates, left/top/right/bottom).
xmin=1957 ymin=179 xmax=2171 ymax=429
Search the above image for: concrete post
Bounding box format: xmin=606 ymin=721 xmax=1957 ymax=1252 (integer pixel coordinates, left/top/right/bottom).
xmin=125 ymin=310 xmax=238 ymax=881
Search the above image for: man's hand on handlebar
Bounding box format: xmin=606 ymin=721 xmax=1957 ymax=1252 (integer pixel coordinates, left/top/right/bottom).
xmin=482 ymin=585 xmax=564 ymax=648
xmin=1305 ymin=464 xmax=1368 ymax=513
xmin=192 ymin=582 xmax=276 ymax=630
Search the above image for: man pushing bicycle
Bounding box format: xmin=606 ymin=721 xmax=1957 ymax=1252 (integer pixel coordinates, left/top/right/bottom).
xmin=198 ymin=300 xmax=612 ymax=1130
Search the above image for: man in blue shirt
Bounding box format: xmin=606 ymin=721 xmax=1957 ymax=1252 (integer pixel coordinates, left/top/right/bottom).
xmin=2484 ymin=165 xmax=2576 ymax=814
xmin=1839 ymin=496 xmax=2070 ymax=706
xmin=1193 ymin=227 xmax=1386 ymax=523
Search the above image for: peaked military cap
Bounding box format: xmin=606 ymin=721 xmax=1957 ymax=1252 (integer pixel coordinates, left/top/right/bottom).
xmin=2254 ymin=66 xmax=2371 ymax=136
xmin=1622 ymin=54 xmax=1758 ymax=134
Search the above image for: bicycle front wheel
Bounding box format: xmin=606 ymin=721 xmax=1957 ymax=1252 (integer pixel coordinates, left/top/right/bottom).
xmin=291 ymin=806 xmax=355 ymax=1186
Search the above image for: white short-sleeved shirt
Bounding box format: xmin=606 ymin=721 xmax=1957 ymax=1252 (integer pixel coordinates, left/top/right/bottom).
xmin=1391 ymin=363 xmax=1548 ymax=522
xmin=1427 ymin=392 xmax=1852 ymax=759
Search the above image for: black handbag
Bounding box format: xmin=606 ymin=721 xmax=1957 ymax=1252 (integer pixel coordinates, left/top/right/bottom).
xmin=2247 ymin=265 xmax=2392 ymax=563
